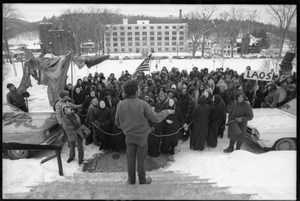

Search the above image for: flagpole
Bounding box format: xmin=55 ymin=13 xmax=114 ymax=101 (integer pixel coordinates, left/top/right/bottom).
xmin=71 ymin=53 xmax=74 ymax=99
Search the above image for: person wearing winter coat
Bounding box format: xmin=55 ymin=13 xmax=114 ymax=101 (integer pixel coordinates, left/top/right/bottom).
xmin=84 ymin=97 xmax=100 ymax=146
xmin=115 ymin=80 xmax=174 ymax=185
xmin=61 ymin=106 xmax=84 ymax=165
xmin=80 ymin=89 xmax=97 ymax=121
xmin=95 ymin=100 xmax=112 ymax=151
xmin=110 ymin=100 xmax=126 ymax=153
xmin=6 ymin=83 xmax=30 ymax=112
xmin=207 ymin=95 xmax=225 ymax=147
xmin=73 ymin=86 xmax=85 ymax=105
xmin=224 ymin=91 xmax=253 ymax=153
xmin=190 ymin=95 xmax=210 ymax=151
xmin=261 ymin=83 xmax=280 ymax=108
xmin=178 ymin=87 xmax=194 ymax=140
xmin=160 ymin=99 xmax=184 ymax=155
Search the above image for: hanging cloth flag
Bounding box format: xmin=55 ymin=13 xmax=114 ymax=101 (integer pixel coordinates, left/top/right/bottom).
xmin=72 ymin=55 xmax=110 ymax=69
xmin=134 ymin=53 xmax=152 ymax=73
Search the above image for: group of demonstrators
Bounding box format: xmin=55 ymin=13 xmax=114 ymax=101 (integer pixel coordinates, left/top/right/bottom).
xmin=6 ymin=63 xmax=297 ymax=165
xmin=50 ymin=63 xmax=296 ymax=164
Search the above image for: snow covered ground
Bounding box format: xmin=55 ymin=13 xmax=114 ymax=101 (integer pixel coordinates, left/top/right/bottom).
xmin=2 ymin=59 xmax=296 ymax=200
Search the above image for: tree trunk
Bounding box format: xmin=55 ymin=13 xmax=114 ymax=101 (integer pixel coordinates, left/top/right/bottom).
xmin=3 ymin=32 xmax=12 ymax=64
xmin=201 ymin=36 xmax=205 ymax=58
xmin=278 ymin=34 xmax=285 ymax=59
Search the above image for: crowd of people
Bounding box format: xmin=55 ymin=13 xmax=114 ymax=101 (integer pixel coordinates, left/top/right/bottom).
xmin=52 ymin=65 xmax=297 ymax=162
xmin=6 ymin=64 xmax=297 ymax=165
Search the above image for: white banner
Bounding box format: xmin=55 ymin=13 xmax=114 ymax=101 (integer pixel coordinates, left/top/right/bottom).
xmin=244 ymin=70 xmax=273 ymax=81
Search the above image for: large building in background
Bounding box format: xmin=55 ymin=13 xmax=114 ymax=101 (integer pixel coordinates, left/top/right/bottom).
xmin=104 ymin=19 xmax=189 ymax=55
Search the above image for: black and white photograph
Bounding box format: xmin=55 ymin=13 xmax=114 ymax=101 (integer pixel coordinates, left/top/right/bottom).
xmin=2 ymin=3 xmax=296 ymax=200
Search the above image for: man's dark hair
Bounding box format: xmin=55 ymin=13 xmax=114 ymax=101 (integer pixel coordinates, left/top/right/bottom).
xmin=123 ymin=80 xmax=138 ymax=97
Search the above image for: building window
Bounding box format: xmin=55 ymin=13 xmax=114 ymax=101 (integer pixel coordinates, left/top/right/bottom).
xmin=179 ymin=42 xmax=184 ymax=45
xmin=172 ymin=47 xmax=176 ymax=51
xmin=165 ymin=31 xmax=169 ymax=35
xmin=150 ymin=42 xmax=154 ymax=46
xmin=114 ymin=48 xmax=118 ymax=52
xmin=113 ymin=27 xmax=117 ymax=30
xmin=135 ymin=32 xmax=139 ymax=35
xmin=142 ymin=32 xmax=147 ymax=35
xmin=172 ymin=31 xmax=176 ymax=35
xmin=179 ymin=36 xmax=184 ymax=40
xmin=128 ymin=26 xmax=132 ymax=30
xmin=113 ymin=43 xmax=118 ymax=46
xmin=120 ymin=32 xmax=124 ymax=36
xmin=143 ymin=26 xmax=146 ymax=29
xmin=165 ymin=26 xmax=169 ymax=29
xmin=121 ymin=43 xmax=125 ymax=46
xmin=157 ymin=31 xmax=162 ymax=35
xmin=143 ymin=41 xmax=147 ymax=46
xmin=128 ymin=32 xmax=132 ymax=35
xmin=150 ymin=37 xmax=154 ymax=40
xmin=120 ymin=38 xmax=125 ymax=41
xmin=129 ymin=48 xmax=132 ymax=52
xmin=173 ymin=26 xmax=176 ymax=29
xmin=136 ymin=42 xmax=140 ymax=46
xmin=158 ymin=26 xmax=161 ymax=29
xmin=135 ymin=37 xmax=139 ymax=41
xmin=180 ymin=47 xmax=184 ymax=50
xmin=180 ymin=26 xmax=184 ymax=29
xmin=165 ymin=37 xmax=169 ymax=40
xmin=128 ymin=42 xmax=132 ymax=46
xmin=157 ymin=37 xmax=162 ymax=40
xmin=165 ymin=47 xmax=169 ymax=51
xmin=165 ymin=42 xmax=169 ymax=45
xmin=113 ymin=32 xmax=117 ymax=36
xmin=172 ymin=42 xmax=176 ymax=45
xmin=150 ymin=26 xmax=154 ymax=29
xmin=121 ymin=48 xmax=125 ymax=52
xmin=150 ymin=31 xmax=154 ymax=35
xmin=157 ymin=42 xmax=162 ymax=46
xmin=120 ymin=27 xmax=124 ymax=30
xmin=179 ymin=31 xmax=184 ymax=35
xmin=158 ymin=48 xmax=161 ymax=51
xmin=113 ymin=38 xmax=118 ymax=41
xmin=172 ymin=37 xmax=176 ymax=40
xmin=135 ymin=26 xmax=139 ymax=29
xmin=142 ymin=36 xmax=147 ymax=40
xmin=128 ymin=37 xmax=132 ymax=41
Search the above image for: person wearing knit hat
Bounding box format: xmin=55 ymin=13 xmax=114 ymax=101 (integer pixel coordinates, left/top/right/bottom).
xmin=61 ymin=105 xmax=84 ymax=165
xmin=261 ymin=82 xmax=280 ymax=108
xmin=6 ymin=83 xmax=30 ymax=112
xmin=224 ymin=91 xmax=253 ymax=153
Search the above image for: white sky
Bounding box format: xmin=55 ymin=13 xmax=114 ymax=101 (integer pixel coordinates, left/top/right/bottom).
xmin=11 ymin=3 xmax=272 ymax=23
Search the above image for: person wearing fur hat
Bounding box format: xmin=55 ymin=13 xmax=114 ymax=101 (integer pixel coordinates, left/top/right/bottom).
xmin=61 ymin=106 xmax=84 ymax=164
xmin=190 ymin=95 xmax=210 ymax=151
xmin=224 ymin=91 xmax=253 ymax=153
xmin=6 ymin=83 xmax=30 ymax=112
xmin=261 ymin=82 xmax=280 ymax=108
xmin=160 ymin=99 xmax=184 ymax=155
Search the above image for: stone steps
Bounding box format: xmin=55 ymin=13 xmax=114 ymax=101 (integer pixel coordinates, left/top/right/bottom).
xmin=3 ymin=170 xmax=251 ymax=200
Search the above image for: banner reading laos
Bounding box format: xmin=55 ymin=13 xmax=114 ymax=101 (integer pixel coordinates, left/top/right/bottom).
xmin=244 ymin=70 xmax=274 ymax=81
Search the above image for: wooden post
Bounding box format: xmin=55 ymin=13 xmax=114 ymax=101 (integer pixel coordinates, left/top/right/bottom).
xmin=252 ymin=79 xmax=258 ymax=108
xmin=56 ymin=150 xmax=64 ymax=176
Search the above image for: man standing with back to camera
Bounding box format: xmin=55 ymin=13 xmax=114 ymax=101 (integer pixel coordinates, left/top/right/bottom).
xmin=115 ymin=80 xmax=174 ymax=185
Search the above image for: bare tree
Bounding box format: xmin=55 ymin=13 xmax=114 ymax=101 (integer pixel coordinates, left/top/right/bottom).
xmin=88 ymin=6 xmax=120 ymax=55
xmin=265 ymin=5 xmax=296 ymax=58
xmin=220 ymin=7 xmax=244 ymax=58
xmin=61 ymin=8 xmax=90 ymax=56
xmin=2 ymin=4 xmax=21 ymax=63
xmin=185 ymin=5 xmax=217 ymax=57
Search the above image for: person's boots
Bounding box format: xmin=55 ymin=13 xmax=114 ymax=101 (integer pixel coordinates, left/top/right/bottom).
xmin=140 ymin=176 xmax=152 ymax=184
xmin=169 ymin=145 xmax=175 ymax=155
xmin=223 ymin=140 xmax=235 ymax=153
xmin=236 ymin=141 xmax=243 ymax=150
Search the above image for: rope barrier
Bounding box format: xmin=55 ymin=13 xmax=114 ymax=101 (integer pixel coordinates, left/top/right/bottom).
xmin=90 ymin=120 xmax=193 ymax=137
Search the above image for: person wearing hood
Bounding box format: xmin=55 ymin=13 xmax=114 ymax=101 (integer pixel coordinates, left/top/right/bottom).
xmin=96 ymin=99 xmax=112 ymax=151
xmin=166 ymin=88 xmax=178 ymax=106
xmin=207 ymin=95 xmax=225 ymax=147
xmin=224 ymin=91 xmax=253 ymax=153
xmin=139 ymin=84 xmax=154 ymax=100
xmin=160 ymin=99 xmax=184 ymax=155
xmin=110 ymin=99 xmax=126 ymax=153
xmin=73 ymin=86 xmax=85 ymax=105
xmin=202 ymin=90 xmax=213 ymax=106
xmin=61 ymin=106 xmax=84 ymax=165
xmin=84 ymin=97 xmax=100 ymax=146
xmin=190 ymin=95 xmax=210 ymax=151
